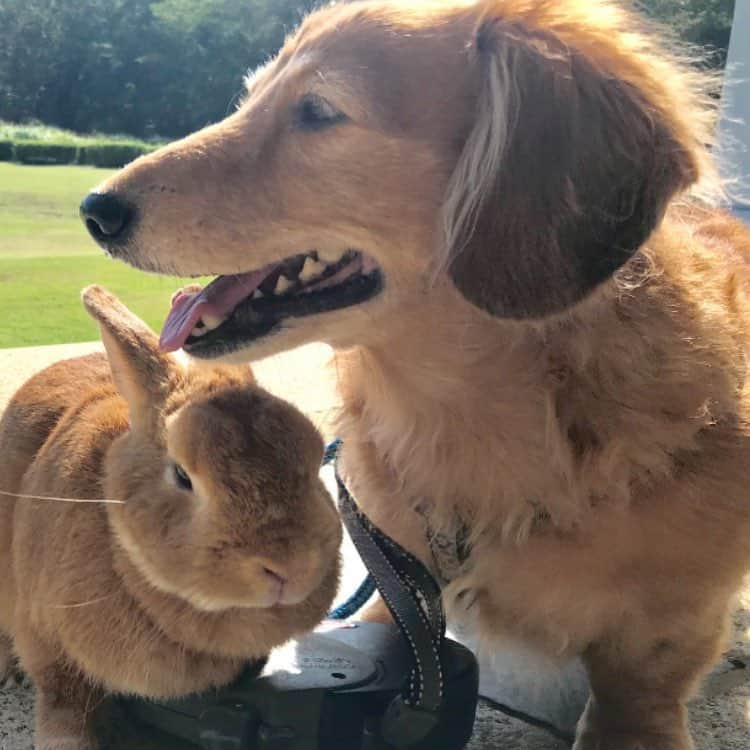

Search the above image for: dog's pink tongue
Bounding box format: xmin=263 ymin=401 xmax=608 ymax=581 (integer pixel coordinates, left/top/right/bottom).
xmin=159 ymin=264 xmax=276 ymax=352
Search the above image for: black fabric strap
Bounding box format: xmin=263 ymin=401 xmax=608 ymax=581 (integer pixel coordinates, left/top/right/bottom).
xmin=334 ymin=468 xmax=446 ymax=716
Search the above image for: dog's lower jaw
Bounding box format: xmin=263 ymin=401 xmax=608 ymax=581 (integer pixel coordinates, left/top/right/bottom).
xmin=186 ymin=292 xmax=389 ymax=363
xmin=184 ymin=319 xmax=332 ymax=364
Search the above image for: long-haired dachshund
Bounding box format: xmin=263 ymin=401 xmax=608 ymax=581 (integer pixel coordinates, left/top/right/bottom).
xmin=80 ymin=1 xmax=750 ymax=747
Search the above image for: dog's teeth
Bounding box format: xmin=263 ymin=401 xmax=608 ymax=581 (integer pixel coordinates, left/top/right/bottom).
xmin=252 ymin=289 xmax=263 ymax=300
xmin=298 ymin=257 xmax=321 ymax=282
xmin=202 ymin=313 xmax=225 ymax=331
xmin=189 ymin=313 xmax=226 ymax=338
xmin=317 ymin=251 xmax=339 ymax=265
xmin=275 ymin=276 xmax=294 ymax=295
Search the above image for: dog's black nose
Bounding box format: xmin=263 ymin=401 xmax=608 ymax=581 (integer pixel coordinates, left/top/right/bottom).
xmin=80 ymin=192 xmax=133 ymax=243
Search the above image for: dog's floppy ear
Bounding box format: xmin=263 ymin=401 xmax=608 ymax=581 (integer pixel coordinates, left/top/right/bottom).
xmin=442 ymin=19 xmax=699 ymax=318
xmin=82 ymin=285 xmax=181 ymax=433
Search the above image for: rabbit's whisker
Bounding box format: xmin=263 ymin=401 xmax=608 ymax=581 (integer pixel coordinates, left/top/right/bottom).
xmin=0 ymin=489 xmax=124 ymax=505
xmin=52 ymin=594 xmax=115 ymax=610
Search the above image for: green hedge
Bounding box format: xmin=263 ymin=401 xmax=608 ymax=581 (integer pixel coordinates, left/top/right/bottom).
xmin=0 ymin=140 xmax=13 ymax=161
xmin=14 ymin=141 xmax=79 ymax=165
xmin=78 ymin=142 xmax=151 ymax=168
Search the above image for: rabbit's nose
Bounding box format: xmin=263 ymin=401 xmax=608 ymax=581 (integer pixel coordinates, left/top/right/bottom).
xmin=257 ymin=559 xmax=314 ymax=606
xmin=247 ymin=565 xmax=285 ymax=607
xmin=261 ymin=566 xmax=288 ymax=587
xmin=80 ymin=192 xmax=134 ymax=248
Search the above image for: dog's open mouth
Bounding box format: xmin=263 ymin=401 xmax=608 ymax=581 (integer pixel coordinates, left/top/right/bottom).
xmin=159 ymin=250 xmax=382 ymax=356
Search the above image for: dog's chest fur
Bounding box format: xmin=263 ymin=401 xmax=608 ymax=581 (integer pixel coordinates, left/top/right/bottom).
xmin=334 ymin=242 xmax=750 ymax=654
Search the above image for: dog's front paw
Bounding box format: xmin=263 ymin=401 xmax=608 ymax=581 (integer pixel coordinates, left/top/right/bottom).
xmin=574 ymin=693 xmax=694 ymax=750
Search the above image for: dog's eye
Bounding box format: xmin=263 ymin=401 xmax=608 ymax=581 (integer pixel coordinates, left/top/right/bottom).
xmin=173 ymin=463 xmax=193 ymax=492
xmin=296 ymin=94 xmax=346 ymax=131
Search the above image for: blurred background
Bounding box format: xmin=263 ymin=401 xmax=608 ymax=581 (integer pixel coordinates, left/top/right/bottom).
xmin=0 ymin=0 xmax=734 ymax=141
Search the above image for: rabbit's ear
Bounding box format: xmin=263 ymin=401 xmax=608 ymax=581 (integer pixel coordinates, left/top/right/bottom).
xmin=82 ymin=285 xmax=181 ymax=433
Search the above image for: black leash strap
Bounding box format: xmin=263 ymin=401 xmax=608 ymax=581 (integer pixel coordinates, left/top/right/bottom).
xmin=333 ymin=457 xmax=449 ymax=748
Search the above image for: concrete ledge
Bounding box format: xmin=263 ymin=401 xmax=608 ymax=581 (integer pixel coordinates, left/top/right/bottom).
xmin=0 ymin=341 xmax=341 ymax=437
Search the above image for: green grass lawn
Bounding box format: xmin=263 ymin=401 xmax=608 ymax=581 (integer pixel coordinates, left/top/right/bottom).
xmin=0 ymin=162 xmax=195 ymax=348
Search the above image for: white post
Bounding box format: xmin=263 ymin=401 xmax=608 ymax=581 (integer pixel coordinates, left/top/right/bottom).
xmin=719 ymin=0 xmax=750 ymax=217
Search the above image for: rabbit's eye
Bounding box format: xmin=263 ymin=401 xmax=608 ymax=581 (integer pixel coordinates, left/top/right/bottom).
xmin=173 ymin=464 xmax=193 ymax=491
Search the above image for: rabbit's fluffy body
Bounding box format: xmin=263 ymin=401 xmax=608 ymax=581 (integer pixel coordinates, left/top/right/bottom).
xmin=0 ymin=286 xmax=341 ymax=750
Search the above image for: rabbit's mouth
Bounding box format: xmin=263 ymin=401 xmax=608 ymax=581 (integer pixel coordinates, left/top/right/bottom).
xmin=159 ymin=250 xmax=382 ymax=356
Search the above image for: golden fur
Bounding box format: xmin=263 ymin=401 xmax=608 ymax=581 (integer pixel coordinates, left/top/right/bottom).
xmin=0 ymin=287 xmax=341 ymax=749
xmin=86 ymin=1 xmax=750 ymax=747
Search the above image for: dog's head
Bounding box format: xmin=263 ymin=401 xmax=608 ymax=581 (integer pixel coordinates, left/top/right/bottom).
xmin=81 ymin=0 xmax=717 ymax=360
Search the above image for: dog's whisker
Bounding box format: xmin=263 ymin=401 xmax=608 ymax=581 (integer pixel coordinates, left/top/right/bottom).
xmin=0 ymin=489 xmax=125 ymax=505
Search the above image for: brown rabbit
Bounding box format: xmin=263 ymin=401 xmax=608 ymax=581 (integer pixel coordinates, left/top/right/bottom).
xmin=0 ymin=285 xmax=342 ymax=750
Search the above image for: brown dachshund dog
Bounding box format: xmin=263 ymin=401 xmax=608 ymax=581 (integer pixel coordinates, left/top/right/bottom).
xmin=80 ymin=1 xmax=750 ymax=747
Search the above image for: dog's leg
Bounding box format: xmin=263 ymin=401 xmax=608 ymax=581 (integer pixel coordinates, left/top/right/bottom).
xmin=575 ymin=697 xmax=691 ymax=750
xmin=574 ymin=618 xmax=726 ymax=750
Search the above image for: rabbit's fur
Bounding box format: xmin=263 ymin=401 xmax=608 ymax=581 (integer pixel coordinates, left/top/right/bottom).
xmin=0 ymin=286 xmax=342 ymax=750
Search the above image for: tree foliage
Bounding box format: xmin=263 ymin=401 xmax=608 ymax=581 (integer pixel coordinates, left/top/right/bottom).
xmin=0 ymin=0 xmax=737 ymax=140
xmin=638 ymin=0 xmax=736 ymax=66
xmin=0 ymin=0 xmax=319 ymax=138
